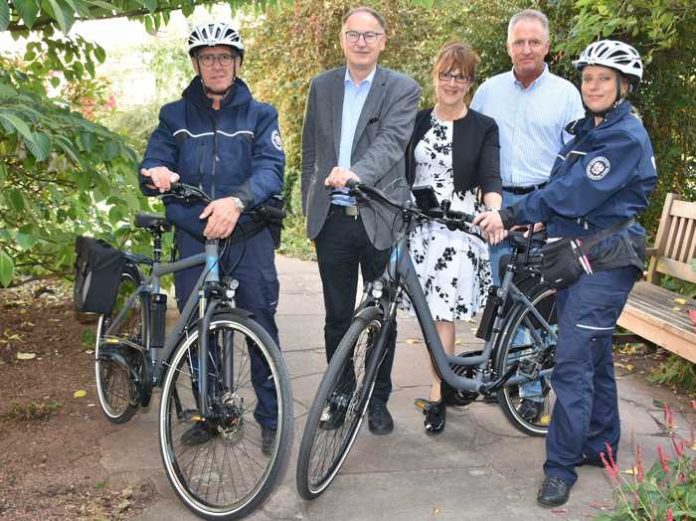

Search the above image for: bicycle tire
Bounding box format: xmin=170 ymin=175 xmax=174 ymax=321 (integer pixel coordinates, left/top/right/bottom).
xmin=159 ymin=311 xmax=293 ymax=520
xmin=495 ymin=284 xmax=558 ymax=437
xmin=94 ymin=264 xmax=145 ymax=424
xmin=296 ymin=306 xmax=384 ymax=500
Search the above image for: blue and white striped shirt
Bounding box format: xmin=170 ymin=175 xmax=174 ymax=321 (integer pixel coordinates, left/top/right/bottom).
xmin=332 ymin=67 xmax=376 ymax=206
xmin=471 ymin=65 xmax=584 ymax=188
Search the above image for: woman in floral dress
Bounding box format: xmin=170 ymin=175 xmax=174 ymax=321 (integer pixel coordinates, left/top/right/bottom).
xmin=405 ymin=42 xmax=502 ymax=434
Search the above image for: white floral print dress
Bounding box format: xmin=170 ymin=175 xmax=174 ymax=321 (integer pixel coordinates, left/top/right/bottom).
xmin=406 ymin=114 xmax=492 ymax=321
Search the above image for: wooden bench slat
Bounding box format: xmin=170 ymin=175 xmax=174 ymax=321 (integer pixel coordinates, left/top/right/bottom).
xmin=617 ymin=194 xmax=696 ymax=364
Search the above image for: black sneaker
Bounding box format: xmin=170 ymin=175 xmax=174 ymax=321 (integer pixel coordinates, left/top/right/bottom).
xmin=261 ymin=425 xmax=276 ymax=456
xmin=517 ymin=399 xmax=544 ymax=422
xmin=537 ymin=475 xmax=571 ymax=507
xmin=368 ymin=400 xmax=394 ymax=435
xmin=181 ymin=422 xmax=215 ymax=446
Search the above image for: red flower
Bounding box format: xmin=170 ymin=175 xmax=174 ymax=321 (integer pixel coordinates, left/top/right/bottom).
xmin=600 ymin=442 xmax=620 ymax=481
xmin=657 ymin=445 xmax=670 ymax=472
xmin=667 ymin=508 xmax=674 ymax=521
xmin=663 ymin=404 xmax=676 ymax=431
xmin=635 ymin=444 xmax=645 ymax=483
xmin=670 ymin=435 xmax=685 ymax=458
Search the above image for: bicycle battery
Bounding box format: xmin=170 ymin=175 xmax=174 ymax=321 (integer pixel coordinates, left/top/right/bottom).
xmin=476 ymin=286 xmax=501 ymax=341
xmin=150 ymin=293 xmax=167 ymax=348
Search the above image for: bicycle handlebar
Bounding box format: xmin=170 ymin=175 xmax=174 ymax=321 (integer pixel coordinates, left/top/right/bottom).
xmin=161 ymin=183 xmax=286 ymax=222
xmin=346 ymin=180 xmax=474 ymax=231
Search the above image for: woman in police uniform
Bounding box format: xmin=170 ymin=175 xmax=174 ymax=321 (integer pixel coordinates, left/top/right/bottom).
xmin=474 ymin=40 xmax=657 ymax=507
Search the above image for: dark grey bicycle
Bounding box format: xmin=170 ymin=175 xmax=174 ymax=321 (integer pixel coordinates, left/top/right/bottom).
xmin=296 ymin=181 xmax=558 ymax=500
xmin=92 ymin=183 xmax=293 ymax=519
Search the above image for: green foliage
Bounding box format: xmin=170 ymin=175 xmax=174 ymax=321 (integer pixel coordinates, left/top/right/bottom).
xmin=0 ymin=57 xmax=149 ymax=285
xmin=649 ymin=354 xmax=696 ymax=395
xmin=595 ymin=405 xmax=696 ymax=520
xmin=2 ymin=399 xmax=62 ymax=421
xmin=242 ymin=0 xmax=695 ymax=255
xmin=556 ymin=0 xmax=696 ymax=233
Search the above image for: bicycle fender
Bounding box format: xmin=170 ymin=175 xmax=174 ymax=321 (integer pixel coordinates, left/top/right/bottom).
xmin=355 ymin=305 xmax=381 ymax=322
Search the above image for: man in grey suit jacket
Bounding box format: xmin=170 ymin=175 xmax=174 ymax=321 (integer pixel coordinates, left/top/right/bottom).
xmin=301 ymin=6 xmax=421 ymax=435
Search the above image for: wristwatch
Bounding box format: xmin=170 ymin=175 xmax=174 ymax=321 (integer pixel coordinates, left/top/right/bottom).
xmin=484 ymin=206 xmax=501 ymax=212
xmin=229 ymin=196 xmax=245 ymax=211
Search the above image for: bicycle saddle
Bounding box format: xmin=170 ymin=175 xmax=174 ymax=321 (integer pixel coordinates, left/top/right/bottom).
xmin=135 ymin=213 xmax=172 ymax=232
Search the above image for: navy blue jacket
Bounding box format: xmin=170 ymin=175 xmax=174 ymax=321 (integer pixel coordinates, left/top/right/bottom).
xmin=140 ymin=77 xmax=285 ymax=238
xmin=500 ymin=101 xmax=657 ymax=266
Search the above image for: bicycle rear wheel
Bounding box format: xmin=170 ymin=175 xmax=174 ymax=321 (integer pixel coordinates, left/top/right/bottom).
xmin=495 ymin=284 xmax=558 ymax=436
xmin=95 ymin=264 xmax=145 ymax=424
xmin=296 ymin=306 xmax=385 ymax=500
xmin=159 ymin=311 xmax=293 ymax=520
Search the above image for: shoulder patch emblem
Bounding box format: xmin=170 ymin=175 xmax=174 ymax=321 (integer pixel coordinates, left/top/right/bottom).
xmin=271 ymin=130 xmax=283 ymax=151
xmin=586 ymin=156 xmax=611 ymax=181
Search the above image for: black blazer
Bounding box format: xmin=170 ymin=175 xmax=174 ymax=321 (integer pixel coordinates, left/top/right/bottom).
xmin=406 ymin=107 xmax=502 ymax=196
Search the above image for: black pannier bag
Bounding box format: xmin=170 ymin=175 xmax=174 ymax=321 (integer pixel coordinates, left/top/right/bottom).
xmin=74 ymin=236 xmax=126 ymax=315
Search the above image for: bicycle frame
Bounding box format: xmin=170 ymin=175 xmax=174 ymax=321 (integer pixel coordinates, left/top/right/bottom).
xmin=361 ymin=214 xmax=557 ymax=396
xmin=102 ymin=240 xmax=228 ymax=416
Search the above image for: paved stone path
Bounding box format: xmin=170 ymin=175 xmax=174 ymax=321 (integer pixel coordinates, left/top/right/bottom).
xmin=98 ymin=255 xmax=693 ymax=521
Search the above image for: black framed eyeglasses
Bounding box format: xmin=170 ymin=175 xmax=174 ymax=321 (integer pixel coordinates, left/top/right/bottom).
xmin=344 ymin=30 xmax=384 ymax=44
xmin=197 ymin=53 xmax=236 ymax=68
xmin=438 ymin=72 xmax=473 ymax=84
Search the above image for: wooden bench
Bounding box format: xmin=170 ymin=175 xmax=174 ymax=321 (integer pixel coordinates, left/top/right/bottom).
xmin=617 ymin=193 xmax=696 ymax=364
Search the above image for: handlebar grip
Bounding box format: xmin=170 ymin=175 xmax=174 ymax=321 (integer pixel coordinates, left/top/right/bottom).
xmin=258 ymin=206 xmax=286 ymax=220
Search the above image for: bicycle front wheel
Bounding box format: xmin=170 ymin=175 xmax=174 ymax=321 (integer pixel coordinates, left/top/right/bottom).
xmin=495 ymin=284 xmax=558 ymax=437
xmin=159 ymin=311 xmax=293 ymax=520
xmin=296 ymin=306 xmax=385 ymax=500
xmin=95 ymin=264 xmax=145 ymax=424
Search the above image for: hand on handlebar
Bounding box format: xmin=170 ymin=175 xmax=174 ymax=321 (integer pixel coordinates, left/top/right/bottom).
xmin=473 ymin=210 xmax=507 ymax=245
xmin=324 ymin=167 xmax=360 ymax=189
xmin=199 ymin=197 xmax=243 ymax=240
xmin=141 ymin=166 xmax=181 ymax=193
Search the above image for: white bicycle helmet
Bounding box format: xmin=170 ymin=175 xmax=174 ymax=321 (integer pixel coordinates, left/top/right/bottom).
xmin=573 ymin=40 xmax=642 ymax=89
xmin=188 ymin=22 xmax=244 ymax=58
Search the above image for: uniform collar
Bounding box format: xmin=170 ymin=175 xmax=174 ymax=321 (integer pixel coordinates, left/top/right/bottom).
xmin=183 ymin=76 xmax=252 ymax=111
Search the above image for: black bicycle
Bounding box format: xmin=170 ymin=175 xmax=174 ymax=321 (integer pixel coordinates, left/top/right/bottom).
xmin=92 ymin=183 xmax=293 ymax=519
xmin=296 ymin=181 xmax=558 ymax=500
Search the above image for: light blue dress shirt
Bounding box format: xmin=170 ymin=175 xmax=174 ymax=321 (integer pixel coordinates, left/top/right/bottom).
xmin=332 ymin=67 xmax=376 ymax=206
xmin=471 ymin=65 xmax=584 ymax=188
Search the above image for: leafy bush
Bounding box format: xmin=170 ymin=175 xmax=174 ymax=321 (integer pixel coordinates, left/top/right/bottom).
xmin=596 ymin=403 xmax=696 ymax=520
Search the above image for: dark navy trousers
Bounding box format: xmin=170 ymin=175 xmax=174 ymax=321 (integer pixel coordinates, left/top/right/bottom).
xmin=175 ymin=227 xmax=280 ymax=429
xmin=544 ymin=266 xmax=637 ymax=485
xmin=314 ymin=208 xmax=396 ymax=404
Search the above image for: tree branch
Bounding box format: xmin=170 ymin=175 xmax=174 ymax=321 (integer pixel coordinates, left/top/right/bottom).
xmin=7 ymin=4 xmax=191 ymax=32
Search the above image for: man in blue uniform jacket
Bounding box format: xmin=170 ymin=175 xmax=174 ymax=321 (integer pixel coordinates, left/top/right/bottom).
xmin=139 ymin=22 xmax=285 ymax=456
xmin=475 ymin=40 xmax=657 ymax=507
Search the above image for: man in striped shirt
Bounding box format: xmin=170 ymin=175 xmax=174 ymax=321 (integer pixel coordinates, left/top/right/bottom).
xmin=471 ymin=9 xmax=584 ymax=285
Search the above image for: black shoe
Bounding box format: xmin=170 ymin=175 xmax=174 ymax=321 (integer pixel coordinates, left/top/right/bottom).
xmin=261 ymin=425 xmax=276 ymax=456
xmin=537 ymin=475 xmax=571 ymax=507
xmin=423 ymin=400 xmax=446 ymax=435
xmin=319 ymin=392 xmax=349 ymax=431
xmin=368 ymin=400 xmax=394 ymax=435
xmin=181 ymin=422 xmax=215 ymax=446
xmin=517 ymin=399 xmax=544 ymax=422
xmin=575 ymin=454 xmax=604 ymax=468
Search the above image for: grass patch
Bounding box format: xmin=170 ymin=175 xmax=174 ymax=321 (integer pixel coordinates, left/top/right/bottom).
xmin=648 ymin=352 xmax=696 ymax=396
xmin=3 ymin=400 xmax=62 ymax=421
